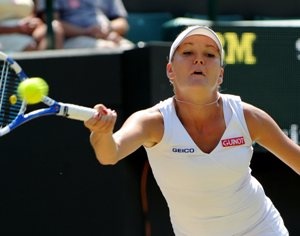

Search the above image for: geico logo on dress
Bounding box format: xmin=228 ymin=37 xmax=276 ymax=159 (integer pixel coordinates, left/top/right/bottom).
xmin=221 ymin=136 xmax=245 ymax=147
xmin=172 ymin=148 xmax=195 ymax=153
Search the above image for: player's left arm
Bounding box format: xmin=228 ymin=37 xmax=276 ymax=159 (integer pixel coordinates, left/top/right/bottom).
xmin=243 ymin=102 xmax=300 ymax=175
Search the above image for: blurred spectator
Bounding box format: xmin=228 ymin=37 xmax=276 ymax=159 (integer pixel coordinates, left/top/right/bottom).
xmin=0 ymin=0 xmax=48 ymax=53
xmin=37 ymin=0 xmax=134 ymax=50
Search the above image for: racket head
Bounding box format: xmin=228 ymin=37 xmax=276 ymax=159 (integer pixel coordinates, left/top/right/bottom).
xmin=0 ymin=52 xmax=27 ymax=133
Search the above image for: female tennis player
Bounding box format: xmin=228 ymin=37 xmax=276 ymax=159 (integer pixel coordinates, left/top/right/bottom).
xmin=84 ymin=25 xmax=299 ymax=235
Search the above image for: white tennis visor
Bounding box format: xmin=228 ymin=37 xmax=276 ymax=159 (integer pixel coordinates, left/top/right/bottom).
xmin=168 ymin=25 xmax=224 ymax=66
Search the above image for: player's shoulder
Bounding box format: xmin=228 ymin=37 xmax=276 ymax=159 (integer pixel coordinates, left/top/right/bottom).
xmin=242 ymin=101 xmax=267 ymax=117
xmin=128 ymin=106 xmax=164 ymax=146
xmin=137 ymin=105 xmax=163 ymax=121
xmin=127 ymin=98 xmax=174 ymax=129
xmin=127 ymin=105 xmax=162 ymax=124
xmin=242 ymin=101 xmax=274 ymax=130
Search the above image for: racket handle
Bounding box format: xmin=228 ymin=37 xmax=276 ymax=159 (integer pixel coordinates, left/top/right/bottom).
xmin=58 ymin=103 xmax=97 ymax=121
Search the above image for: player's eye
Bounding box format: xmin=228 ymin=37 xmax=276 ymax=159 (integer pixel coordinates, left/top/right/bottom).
xmin=206 ymin=52 xmax=216 ymax=58
xmin=182 ymin=50 xmax=193 ymax=56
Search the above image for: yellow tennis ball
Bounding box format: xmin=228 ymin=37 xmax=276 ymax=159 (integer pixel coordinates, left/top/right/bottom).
xmin=17 ymin=77 xmax=49 ymax=104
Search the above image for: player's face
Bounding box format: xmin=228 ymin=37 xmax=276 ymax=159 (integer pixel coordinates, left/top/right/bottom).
xmin=167 ymin=35 xmax=224 ymax=94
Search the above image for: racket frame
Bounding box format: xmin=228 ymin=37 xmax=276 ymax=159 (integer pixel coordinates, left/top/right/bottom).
xmin=0 ymin=52 xmax=97 ymax=137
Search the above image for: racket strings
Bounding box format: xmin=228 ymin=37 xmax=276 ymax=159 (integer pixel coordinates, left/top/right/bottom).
xmin=0 ymin=60 xmax=8 ymax=110
xmin=0 ymin=61 xmax=23 ymax=127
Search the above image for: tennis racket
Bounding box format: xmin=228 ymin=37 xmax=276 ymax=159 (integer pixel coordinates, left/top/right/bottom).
xmin=0 ymin=51 xmax=97 ymax=137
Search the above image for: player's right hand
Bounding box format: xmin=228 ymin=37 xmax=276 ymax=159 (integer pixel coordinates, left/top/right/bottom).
xmin=84 ymin=104 xmax=117 ymax=134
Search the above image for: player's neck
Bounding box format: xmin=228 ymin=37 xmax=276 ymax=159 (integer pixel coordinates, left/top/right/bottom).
xmin=174 ymin=93 xmax=221 ymax=107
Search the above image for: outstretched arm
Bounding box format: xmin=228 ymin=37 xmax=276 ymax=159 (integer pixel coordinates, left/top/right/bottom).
xmin=244 ymin=102 xmax=300 ymax=175
xmin=84 ymin=105 xmax=163 ymax=165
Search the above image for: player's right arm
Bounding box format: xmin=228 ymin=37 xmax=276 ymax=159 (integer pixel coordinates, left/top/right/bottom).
xmin=84 ymin=104 xmax=163 ymax=165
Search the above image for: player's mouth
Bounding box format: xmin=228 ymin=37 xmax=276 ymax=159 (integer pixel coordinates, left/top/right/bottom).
xmin=193 ymin=70 xmax=205 ymax=76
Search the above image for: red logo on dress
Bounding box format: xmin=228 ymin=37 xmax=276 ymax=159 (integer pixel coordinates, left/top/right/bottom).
xmin=221 ymin=137 xmax=245 ymax=147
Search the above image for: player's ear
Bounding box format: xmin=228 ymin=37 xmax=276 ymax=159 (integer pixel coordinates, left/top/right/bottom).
xmin=218 ymin=75 xmax=223 ymax=85
xmin=218 ymin=68 xmax=224 ymax=85
xmin=166 ymin=63 xmax=175 ymax=84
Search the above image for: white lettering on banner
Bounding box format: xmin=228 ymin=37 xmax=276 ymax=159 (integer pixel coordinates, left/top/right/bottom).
xmin=222 ymin=137 xmax=245 ymax=147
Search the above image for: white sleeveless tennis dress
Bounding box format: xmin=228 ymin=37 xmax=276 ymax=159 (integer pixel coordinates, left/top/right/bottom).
xmin=145 ymin=94 xmax=289 ymax=236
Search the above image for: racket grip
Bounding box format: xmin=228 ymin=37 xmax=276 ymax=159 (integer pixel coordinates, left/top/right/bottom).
xmin=58 ymin=103 xmax=97 ymax=121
